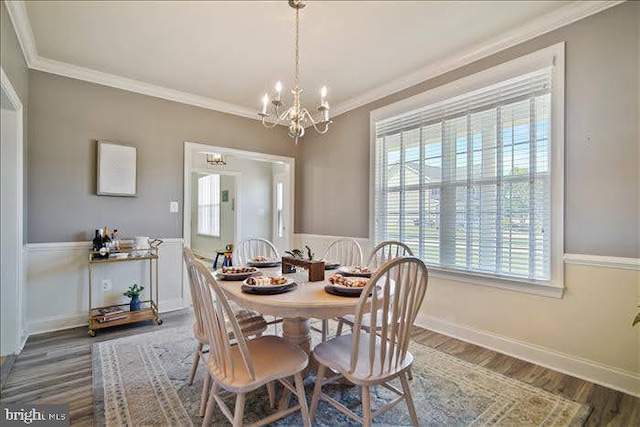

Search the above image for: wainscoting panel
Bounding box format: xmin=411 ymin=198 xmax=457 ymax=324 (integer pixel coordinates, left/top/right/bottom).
xmin=25 ymin=239 xmax=188 ymax=335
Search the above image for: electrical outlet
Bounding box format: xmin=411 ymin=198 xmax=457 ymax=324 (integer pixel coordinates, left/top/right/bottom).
xmin=169 ymin=201 xmax=179 ymax=213
xmin=102 ymin=279 xmax=112 ymax=292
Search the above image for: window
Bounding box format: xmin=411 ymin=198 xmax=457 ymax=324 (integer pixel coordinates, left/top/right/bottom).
xmin=197 ymin=174 xmax=221 ymax=237
xmin=276 ymin=181 xmax=284 ymax=238
xmin=371 ymin=45 xmax=564 ymax=292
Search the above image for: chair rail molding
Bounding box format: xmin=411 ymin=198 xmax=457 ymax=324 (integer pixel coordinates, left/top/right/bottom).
xmin=563 ymin=253 xmax=640 ymax=270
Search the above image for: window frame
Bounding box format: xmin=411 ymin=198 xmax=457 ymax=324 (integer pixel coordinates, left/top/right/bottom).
xmin=369 ymin=43 xmax=565 ymax=298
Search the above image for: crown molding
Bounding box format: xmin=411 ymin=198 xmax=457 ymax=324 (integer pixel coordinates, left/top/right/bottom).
xmin=29 ymin=56 xmax=259 ymax=120
xmin=5 ymin=0 xmax=626 ymax=120
xmin=4 ymin=0 xmax=260 ymax=120
xmin=4 ymin=0 xmax=38 ymax=66
xmin=331 ymin=0 xmax=626 ymax=117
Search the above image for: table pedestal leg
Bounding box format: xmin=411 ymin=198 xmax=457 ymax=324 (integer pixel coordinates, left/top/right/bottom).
xmin=282 ymin=317 xmax=311 ymax=374
xmin=279 ymin=317 xmax=311 ymax=410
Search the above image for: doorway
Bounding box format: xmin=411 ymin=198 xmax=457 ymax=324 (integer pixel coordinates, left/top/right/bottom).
xmin=183 ymin=142 xmax=295 ymax=258
xmin=1 ymin=68 xmax=25 ymax=356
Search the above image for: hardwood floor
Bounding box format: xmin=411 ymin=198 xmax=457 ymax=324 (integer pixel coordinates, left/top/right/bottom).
xmin=0 ymin=309 xmax=637 ymax=426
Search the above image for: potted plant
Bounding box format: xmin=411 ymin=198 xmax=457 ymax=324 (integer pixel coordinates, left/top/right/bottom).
xmin=124 ymin=283 xmax=144 ymax=311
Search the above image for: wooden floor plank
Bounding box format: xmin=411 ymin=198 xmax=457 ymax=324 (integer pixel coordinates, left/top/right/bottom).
xmin=0 ymin=309 xmax=637 ymax=426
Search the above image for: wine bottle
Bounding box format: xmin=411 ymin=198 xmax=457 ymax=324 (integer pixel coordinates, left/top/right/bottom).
xmin=92 ymin=229 xmax=102 ymax=253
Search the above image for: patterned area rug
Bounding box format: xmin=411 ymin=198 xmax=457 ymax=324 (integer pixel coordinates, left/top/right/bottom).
xmin=92 ymin=326 xmax=590 ymax=426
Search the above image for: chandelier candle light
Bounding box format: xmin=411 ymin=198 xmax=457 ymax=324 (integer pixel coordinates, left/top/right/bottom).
xmin=258 ymin=0 xmax=331 ymax=144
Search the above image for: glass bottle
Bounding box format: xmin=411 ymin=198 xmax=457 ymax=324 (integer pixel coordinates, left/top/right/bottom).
xmin=102 ymin=226 xmax=111 ymax=254
xmin=92 ymin=229 xmax=102 ymax=253
xmin=112 ymin=229 xmax=120 ymax=251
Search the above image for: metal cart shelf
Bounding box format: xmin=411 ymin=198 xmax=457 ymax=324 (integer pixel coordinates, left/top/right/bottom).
xmin=87 ymin=240 xmax=162 ymax=336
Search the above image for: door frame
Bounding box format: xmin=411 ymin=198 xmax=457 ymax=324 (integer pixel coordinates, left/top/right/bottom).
xmin=1 ymin=67 xmax=26 ymax=356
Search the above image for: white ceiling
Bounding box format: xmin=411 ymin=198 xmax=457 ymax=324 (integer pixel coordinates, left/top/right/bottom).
xmin=15 ymin=1 xmax=608 ymax=118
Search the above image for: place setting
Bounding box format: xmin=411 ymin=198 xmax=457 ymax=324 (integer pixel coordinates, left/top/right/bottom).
xmin=336 ymin=265 xmax=373 ymax=277
xmin=324 ymin=273 xmax=371 ymax=297
xmin=214 ymin=266 xmax=260 ymax=281
xmin=241 ymin=275 xmax=297 ymax=295
xmin=245 ymin=255 xmax=282 ymax=268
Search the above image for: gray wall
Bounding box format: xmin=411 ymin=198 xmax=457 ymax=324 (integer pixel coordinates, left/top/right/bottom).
xmin=0 ymin=1 xmax=27 ymax=103
xmin=28 ymin=71 xmax=289 ymax=243
xmin=296 ymin=2 xmax=639 ymax=258
xmin=1 ymin=0 xmax=29 ymax=243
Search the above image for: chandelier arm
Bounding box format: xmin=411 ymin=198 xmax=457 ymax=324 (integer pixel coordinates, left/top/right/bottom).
xmin=300 ymin=108 xmax=331 ymax=134
xmin=309 ymin=120 xmax=331 ymax=135
xmin=261 ymin=116 xmax=284 ymax=129
xmin=261 ymin=105 xmax=296 ymax=129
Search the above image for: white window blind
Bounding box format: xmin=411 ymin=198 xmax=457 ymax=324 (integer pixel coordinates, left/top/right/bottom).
xmin=197 ymin=174 xmax=221 ymax=237
xmin=373 ymin=68 xmax=552 ymax=282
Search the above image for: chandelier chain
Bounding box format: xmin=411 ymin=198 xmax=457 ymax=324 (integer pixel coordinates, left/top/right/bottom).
xmin=295 ymin=5 xmax=300 ymax=89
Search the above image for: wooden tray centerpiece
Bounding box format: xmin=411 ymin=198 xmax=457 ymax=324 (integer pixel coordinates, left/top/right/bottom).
xmin=281 ymin=246 xmax=325 ymax=282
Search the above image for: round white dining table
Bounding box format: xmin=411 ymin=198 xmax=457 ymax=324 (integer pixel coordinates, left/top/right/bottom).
xmin=215 ymin=266 xmax=362 ymax=361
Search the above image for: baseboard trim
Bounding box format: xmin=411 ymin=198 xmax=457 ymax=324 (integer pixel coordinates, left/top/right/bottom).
xmin=27 ymin=298 xmax=189 ymax=336
xmin=416 ymin=313 xmax=640 ymax=397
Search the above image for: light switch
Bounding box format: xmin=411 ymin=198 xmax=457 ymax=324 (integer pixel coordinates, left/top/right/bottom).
xmin=169 ymin=201 xmax=179 ymax=213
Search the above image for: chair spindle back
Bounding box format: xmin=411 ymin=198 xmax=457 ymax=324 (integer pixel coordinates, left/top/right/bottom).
xmin=366 ymin=240 xmax=414 ymax=269
xmin=184 ymin=247 xmax=257 ymax=382
xmin=322 ymin=238 xmax=363 ymax=266
xmin=350 ymin=256 xmax=428 ymax=377
xmin=235 ymin=238 xmax=280 ymax=266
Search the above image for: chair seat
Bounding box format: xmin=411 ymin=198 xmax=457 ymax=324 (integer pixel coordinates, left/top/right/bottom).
xmin=206 ymin=335 xmax=308 ymax=393
xmin=313 ymin=332 xmax=413 ymax=385
xmin=193 ymin=309 xmax=268 ymax=343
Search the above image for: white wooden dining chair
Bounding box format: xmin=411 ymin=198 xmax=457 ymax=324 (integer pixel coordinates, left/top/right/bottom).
xmin=335 ymin=240 xmax=414 ymax=337
xmin=189 ymin=251 xmax=311 ymax=427
xmin=315 ymin=238 xmax=364 ymax=342
xmin=183 ymin=248 xmax=269 ymax=416
xmin=234 ymin=237 xmax=283 ymax=333
xmin=309 ymin=256 xmax=428 ymax=426
xmin=234 ymin=237 xmax=280 ymax=266
xmin=366 ymin=240 xmax=414 ymax=269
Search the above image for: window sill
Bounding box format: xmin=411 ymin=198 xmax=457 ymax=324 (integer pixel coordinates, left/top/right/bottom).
xmin=197 ymin=233 xmax=221 ymax=238
xmin=426 ymin=266 xmax=564 ymax=298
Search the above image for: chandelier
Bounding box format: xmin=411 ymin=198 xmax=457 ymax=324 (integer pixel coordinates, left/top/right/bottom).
xmin=206 ymin=153 xmax=226 ymax=166
xmin=258 ymin=0 xmax=330 ymax=144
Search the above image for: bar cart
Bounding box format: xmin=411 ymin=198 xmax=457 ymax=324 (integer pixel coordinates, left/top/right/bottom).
xmin=87 ymin=239 xmax=163 ymax=336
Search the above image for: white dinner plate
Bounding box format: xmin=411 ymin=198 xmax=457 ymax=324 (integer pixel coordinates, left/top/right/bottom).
xmin=241 ymin=277 xmax=297 ymax=295
xmin=215 ymin=267 xmax=259 ymax=281
xmin=337 ymin=266 xmax=373 ymax=277
xmin=246 ymin=259 xmax=281 ymax=268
